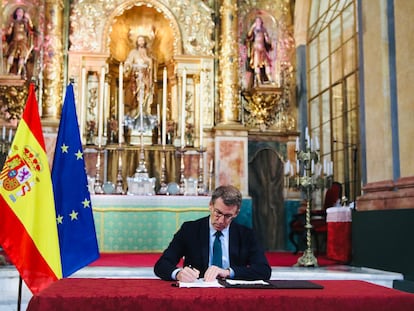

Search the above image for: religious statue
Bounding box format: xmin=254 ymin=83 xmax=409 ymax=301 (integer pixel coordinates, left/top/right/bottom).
xmin=124 ymin=35 xmax=156 ymax=132
xmin=4 ymin=7 xmax=34 ymax=77
xmin=246 ymin=16 xmax=273 ymax=86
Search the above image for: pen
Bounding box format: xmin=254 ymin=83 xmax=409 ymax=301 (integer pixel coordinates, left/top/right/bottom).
xmin=188 ymin=265 xmax=200 ymax=277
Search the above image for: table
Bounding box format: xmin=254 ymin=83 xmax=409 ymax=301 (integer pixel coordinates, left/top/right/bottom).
xmin=27 ymin=278 xmax=414 ymax=311
xmin=326 ymin=206 xmax=352 ymax=262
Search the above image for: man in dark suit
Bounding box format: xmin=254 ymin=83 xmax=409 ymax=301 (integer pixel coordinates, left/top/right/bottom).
xmin=154 ymin=185 xmax=271 ymax=282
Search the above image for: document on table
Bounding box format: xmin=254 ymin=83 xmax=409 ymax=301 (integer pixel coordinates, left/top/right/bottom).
xmin=225 ymin=280 xmax=269 ymax=286
xmin=178 ymin=279 xmax=224 ymax=288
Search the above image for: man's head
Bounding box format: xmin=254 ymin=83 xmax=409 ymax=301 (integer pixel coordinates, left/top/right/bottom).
xmin=209 ymin=185 xmax=242 ymax=231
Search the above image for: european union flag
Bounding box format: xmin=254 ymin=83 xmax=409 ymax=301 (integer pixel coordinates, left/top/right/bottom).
xmin=52 ymin=83 xmax=100 ymax=277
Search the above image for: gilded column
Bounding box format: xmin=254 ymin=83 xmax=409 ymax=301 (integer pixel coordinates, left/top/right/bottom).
xmin=217 ymin=0 xmax=239 ymax=125
xmin=42 ymin=0 xmax=64 ymax=119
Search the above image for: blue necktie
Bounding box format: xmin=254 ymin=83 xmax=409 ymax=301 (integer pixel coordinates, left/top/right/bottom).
xmin=212 ymin=231 xmax=223 ymax=268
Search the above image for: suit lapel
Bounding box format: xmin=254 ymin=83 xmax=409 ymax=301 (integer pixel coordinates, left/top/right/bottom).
xmin=228 ymin=223 xmax=240 ymax=262
xmin=200 ymin=217 xmax=210 ymax=268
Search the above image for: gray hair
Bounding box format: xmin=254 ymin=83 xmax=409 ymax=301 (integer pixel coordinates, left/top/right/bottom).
xmin=210 ymin=185 xmax=242 ymax=210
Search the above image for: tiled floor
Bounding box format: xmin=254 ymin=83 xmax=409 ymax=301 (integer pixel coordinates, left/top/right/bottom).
xmin=0 ymin=264 xmax=403 ymax=311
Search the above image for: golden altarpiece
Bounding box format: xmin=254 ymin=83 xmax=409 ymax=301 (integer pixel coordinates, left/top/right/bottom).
xmin=1 ymin=0 xmax=298 ymax=250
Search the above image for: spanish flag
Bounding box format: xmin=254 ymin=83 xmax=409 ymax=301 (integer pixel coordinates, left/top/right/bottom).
xmin=0 ymin=84 xmax=62 ymax=294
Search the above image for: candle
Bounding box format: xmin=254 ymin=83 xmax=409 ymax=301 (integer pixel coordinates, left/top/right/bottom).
xmin=139 ymin=70 xmax=144 ymax=134
xmin=181 ymin=69 xmax=187 ymax=148
xmin=118 ymin=152 xmax=122 ymax=170
xmin=209 ymin=159 xmax=213 ymax=174
xmin=295 ymin=137 xmax=299 ymax=151
xmin=157 ymin=104 xmax=160 ymax=127
xmin=314 ymin=135 xmax=319 ymax=150
xmin=199 ymin=68 xmax=204 ymax=148
xmin=2 ymin=126 xmax=5 ymax=140
xmin=98 ymin=66 xmax=105 ymax=146
xmin=104 ymin=81 xmax=109 ymax=139
xmin=118 ymin=62 xmax=124 ymax=144
xmin=284 ymin=160 xmax=290 ymax=175
xmin=80 ymin=67 xmax=87 ymax=143
xmin=162 ymin=67 xmax=167 ymax=147
xmin=296 ymin=160 xmax=300 ymax=174
xmin=8 ymin=128 xmax=12 ymax=142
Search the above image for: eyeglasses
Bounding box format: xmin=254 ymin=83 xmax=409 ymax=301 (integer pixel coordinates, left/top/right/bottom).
xmin=212 ymin=208 xmax=236 ymax=221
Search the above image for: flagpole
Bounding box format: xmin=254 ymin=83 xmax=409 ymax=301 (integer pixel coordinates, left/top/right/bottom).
xmin=17 ymin=276 xmax=22 ymax=311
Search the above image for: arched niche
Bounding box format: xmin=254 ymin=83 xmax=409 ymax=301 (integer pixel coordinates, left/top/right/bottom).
xmin=104 ymin=2 xmax=182 ymax=124
xmin=103 ymin=0 xmax=183 ymax=63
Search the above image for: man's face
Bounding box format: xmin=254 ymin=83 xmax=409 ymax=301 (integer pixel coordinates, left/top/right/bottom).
xmin=209 ymin=197 xmax=239 ymax=231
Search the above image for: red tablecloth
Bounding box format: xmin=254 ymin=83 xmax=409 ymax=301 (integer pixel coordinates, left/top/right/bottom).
xmin=327 ymin=207 xmax=352 ymax=262
xmin=27 ymin=278 xmax=414 ymax=311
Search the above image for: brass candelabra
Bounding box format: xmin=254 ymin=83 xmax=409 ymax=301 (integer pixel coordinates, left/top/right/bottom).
xmin=286 ymin=129 xmax=332 ymax=267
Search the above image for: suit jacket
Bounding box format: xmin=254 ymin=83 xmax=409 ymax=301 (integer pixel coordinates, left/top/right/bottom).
xmin=154 ymin=216 xmax=271 ymax=281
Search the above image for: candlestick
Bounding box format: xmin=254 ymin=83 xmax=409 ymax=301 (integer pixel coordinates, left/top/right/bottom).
xmin=178 ymin=148 xmax=186 ymax=195
xmin=119 ymin=62 xmax=124 ymax=144
xmin=162 ymin=67 xmax=167 ymax=146
xmin=94 ymin=147 xmax=104 ymax=194
xmin=181 ymin=69 xmax=187 ymax=148
xmin=158 ymin=147 xmax=168 ymax=195
xmin=98 ymin=66 xmax=105 ymax=147
xmin=198 ymin=149 xmax=206 ymax=195
xmin=115 ymin=147 xmax=124 ymax=195
xmin=208 ymin=159 xmax=214 ymax=194
xmin=286 ymin=129 xmax=332 ymax=268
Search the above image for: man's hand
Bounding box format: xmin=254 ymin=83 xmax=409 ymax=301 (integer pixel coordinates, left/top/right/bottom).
xmin=204 ymin=266 xmax=230 ymax=282
xmin=177 ymin=266 xmax=200 ymax=282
